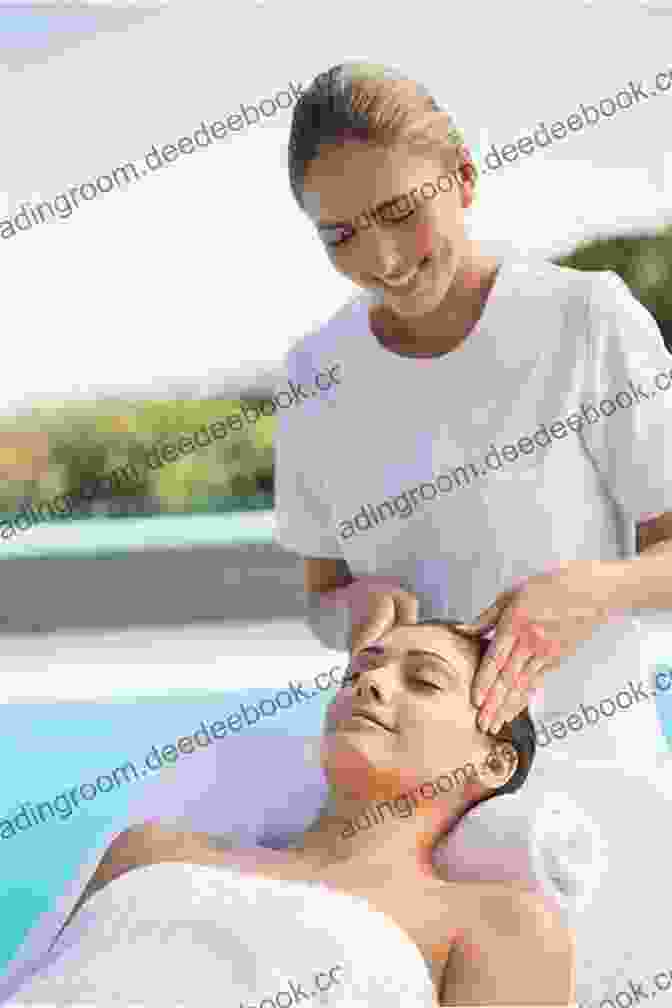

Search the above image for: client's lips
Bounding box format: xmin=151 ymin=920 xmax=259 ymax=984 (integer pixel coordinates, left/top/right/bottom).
xmin=350 ymin=707 xmax=395 ymax=732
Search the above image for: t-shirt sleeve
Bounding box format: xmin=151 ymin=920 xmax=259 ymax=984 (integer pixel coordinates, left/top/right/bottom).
xmin=272 ymin=376 xmax=345 ymax=559
xmin=581 ymin=270 xmax=672 ymax=524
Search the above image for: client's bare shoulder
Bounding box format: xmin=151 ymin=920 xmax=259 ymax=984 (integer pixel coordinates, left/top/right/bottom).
xmin=55 ymin=823 xmax=296 ymax=943
xmin=52 ymin=822 xmax=223 ymax=943
xmin=438 ymin=880 xmax=575 ymax=1007
xmin=93 ymin=821 xmax=218 ymax=886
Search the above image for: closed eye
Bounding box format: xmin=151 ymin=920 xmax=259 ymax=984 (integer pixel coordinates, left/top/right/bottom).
xmin=326 ymin=209 xmax=417 ymax=248
xmin=326 ymin=226 xmax=355 ymax=248
xmin=340 ymin=668 xmax=441 ymax=691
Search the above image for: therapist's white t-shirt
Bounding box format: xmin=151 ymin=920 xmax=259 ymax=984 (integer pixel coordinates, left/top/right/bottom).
xmin=273 ymin=257 xmax=672 ymax=768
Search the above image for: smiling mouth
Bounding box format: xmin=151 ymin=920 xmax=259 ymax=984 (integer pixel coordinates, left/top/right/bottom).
xmin=381 ymin=255 xmax=432 ymax=291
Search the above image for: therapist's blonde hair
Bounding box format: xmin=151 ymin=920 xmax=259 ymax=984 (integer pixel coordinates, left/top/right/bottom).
xmin=288 ymin=61 xmax=479 ymax=211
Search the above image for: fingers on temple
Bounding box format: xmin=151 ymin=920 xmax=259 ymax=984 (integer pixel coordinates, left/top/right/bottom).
xmin=493 ymin=687 xmax=528 ymax=728
xmin=504 ymin=641 xmax=536 ymax=689
xmin=472 ymin=657 xmax=499 ymax=706
xmin=395 ymin=589 xmax=419 ymax=626
xmin=473 ymin=628 xmax=518 ymax=703
xmin=525 ymin=655 xmax=548 ymax=684
xmin=495 ymin=651 xmax=548 ymax=726
xmin=477 ymin=677 xmax=508 ymax=731
xmin=350 ymin=593 xmax=395 ymax=652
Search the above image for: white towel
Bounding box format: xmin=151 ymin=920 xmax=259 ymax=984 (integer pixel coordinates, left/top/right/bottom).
xmin=8 ymin=752 xmax=672 ymax=1008
xmin=7 ymin=861 xmax=438 ymax=1007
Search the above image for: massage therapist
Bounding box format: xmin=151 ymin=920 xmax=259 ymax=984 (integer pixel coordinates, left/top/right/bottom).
xmin=273 ymin=61 xmax=672 ymax=764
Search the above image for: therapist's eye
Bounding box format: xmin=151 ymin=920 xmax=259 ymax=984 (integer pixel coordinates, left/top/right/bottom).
xmin=325 ymin=209 xmax=416 ymax=248
xmin=382 ymin=208 xmax=416 ymax=224
xmin=325 ymin=225 xmax=356 ymax=248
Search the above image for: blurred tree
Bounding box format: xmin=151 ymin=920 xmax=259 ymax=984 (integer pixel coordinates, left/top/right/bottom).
xmin=553 ymin=224 xmax=672 ymax=352
xmin=0 ymin=398 xmax=276 ymax=520
xmin=0 ymin=431 xmax=51 ymax=483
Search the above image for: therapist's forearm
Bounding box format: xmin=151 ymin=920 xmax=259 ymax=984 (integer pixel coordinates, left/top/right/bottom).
xmin=608 ymin=535 xmax=672 ymax=611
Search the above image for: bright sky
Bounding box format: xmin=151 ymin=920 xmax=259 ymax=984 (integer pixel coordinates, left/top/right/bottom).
xmin=0 ymin=0 xmax=671 ymax=412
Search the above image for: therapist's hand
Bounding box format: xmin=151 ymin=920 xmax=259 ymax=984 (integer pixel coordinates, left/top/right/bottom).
xmin=458 ymin=561 xmax=620 ymax=733
xmin=320 ymin=576 xmax=420 ymax=655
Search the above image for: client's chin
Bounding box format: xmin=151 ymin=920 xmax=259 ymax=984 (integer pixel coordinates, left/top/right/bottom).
xmin=321 ymin=732 xmax=424 ymax=807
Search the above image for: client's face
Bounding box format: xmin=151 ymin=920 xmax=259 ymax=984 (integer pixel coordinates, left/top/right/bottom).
xmin=323 ymin=623 xmax=492 ymax=802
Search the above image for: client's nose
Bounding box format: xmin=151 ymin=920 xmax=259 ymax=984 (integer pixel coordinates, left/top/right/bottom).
xmin=358 ymin=679 xmax=384 ymax=703
xmin=356 ymin=665 xmax=395 ymax=704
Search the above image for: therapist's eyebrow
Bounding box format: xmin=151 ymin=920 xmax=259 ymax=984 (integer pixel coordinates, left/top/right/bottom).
xmin=317 ymin=219 xmax=354 ymax=232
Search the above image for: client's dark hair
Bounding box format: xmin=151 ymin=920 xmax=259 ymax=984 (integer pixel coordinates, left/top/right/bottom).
xmin=416 ymin=618 xmax=536 ymax=807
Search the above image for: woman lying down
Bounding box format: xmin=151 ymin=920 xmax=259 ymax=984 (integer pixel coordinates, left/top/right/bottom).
xmin=11 ymin=619 xmax=575 ymax=1008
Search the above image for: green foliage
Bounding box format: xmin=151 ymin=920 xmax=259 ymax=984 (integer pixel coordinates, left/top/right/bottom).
xmin=0 ymin=398 xmax=276 ymax=519
xmin=553 ymin=223 xmax=672 ymax=350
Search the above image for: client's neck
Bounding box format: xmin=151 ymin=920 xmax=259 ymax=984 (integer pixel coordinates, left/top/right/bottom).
xmin=293 ymin=779 xmax=479 ymax=877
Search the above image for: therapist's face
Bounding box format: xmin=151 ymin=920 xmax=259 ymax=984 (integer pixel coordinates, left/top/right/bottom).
xmin=324 ymin=623 xmax=510 ymax=801
xmin=301 ymin=140 xmax=476 ymax=320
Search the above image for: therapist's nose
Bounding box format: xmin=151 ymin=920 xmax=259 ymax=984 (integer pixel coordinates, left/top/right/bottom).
xmin=358 ymin=224 xmax=409 ymax=281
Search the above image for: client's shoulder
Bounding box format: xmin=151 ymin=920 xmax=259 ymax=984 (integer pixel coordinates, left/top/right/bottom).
xmin=467 ymin=879 xmax=565 ymax=930
xmin=86 ymin=821 xmax=216 ymax=900
xmin=51 ymin=820 xmax=211 ymax=947
xmin=432 ymin=877 xmax=571 ymax=960
xmin=437 ymin=881 xmax=575 ymax=1006
xmin=433 ymin=874 xmax=555 ymax=919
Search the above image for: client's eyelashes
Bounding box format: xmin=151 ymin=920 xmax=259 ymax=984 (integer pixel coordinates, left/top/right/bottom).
xmin=409 ymin=678 xmax=442 ymax=691
xmin=340 ymin=665 xmax=441 ymax=691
